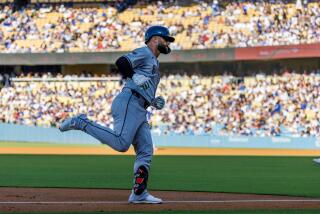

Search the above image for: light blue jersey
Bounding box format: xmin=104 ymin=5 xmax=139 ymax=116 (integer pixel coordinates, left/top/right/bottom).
xmin=123 ymin=46 xmax=160 ymax=104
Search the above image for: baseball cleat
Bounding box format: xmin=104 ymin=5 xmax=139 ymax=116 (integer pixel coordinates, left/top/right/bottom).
xmin=59 ymin=114 xmax=88 ymax=132
xmin=313 ymin=158 xmax=320 ymax=165
xmin=128 ymin=192 xmax=162 ymax=204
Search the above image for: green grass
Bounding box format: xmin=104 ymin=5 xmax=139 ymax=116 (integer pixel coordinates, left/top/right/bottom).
xmin=0 ymin=155 xmax=320 ymax=197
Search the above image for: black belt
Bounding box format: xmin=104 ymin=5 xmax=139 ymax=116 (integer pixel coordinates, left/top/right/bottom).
xmin=131 ymin=90 xmax=149 ymax=109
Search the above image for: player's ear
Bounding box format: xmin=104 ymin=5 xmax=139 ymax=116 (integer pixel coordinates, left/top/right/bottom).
xmin=150 ymin=36 xmax=159 ymax=45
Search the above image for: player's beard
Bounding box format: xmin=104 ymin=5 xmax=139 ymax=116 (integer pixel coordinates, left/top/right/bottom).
xmin=157 ymin=42 xmax=171 ymax=54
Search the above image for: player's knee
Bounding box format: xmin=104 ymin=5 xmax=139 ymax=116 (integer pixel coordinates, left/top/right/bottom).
xmin=118 ymin=138 xmax=131 ymax=152
xmin=118 ymin=146 xmax=129 ymax=153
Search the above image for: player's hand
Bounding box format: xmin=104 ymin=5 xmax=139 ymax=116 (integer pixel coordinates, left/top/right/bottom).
xmin=132 ymin=74 xmax=152 ymax=90
xmin=151 ymin=96 xmax=165 ymax=110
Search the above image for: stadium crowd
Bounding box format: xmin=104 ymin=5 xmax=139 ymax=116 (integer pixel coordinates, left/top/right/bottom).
xmin=0 ymin=0 xmax=319 ymax=52
xmin=0 ymin=71 xmax=320 ymax=137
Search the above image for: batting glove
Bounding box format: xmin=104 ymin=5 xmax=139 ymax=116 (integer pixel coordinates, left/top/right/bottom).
xmin=132 ymin=73 xmax=152 ymax=90
xmin=151 ymin=96 xmax=165 ymax=110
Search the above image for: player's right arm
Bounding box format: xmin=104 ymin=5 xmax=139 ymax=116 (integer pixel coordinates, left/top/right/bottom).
xmin=115 ymin=48 xmax=151 ymax=89
xmin=115 ymin=55 xmax=134 ymax=79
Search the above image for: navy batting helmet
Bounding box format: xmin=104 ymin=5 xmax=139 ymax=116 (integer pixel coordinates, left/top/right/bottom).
xmin=145 ymin=26 xmax=175 ymax=44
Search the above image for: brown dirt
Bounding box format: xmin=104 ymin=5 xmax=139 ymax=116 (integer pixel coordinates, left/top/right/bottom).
xmin=1 ymin=146 xmax=320 ymax=156
xmin=0 ymin=187 xmax=319 ymax=212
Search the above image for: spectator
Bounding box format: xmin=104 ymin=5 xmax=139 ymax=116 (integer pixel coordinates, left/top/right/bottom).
xmin=1 ymin=70 xmax=320 ymax=137
xmin=0 ymin=74 xmax=3 ymax=88
xmin=0 ymin=1 xmax=319 ymax=52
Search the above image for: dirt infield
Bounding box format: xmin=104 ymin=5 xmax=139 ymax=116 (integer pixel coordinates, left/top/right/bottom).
xmin=1 ymin=146 xmax=320 ymax=156
xmin=1 ymin=187 xmax=320 ymax=212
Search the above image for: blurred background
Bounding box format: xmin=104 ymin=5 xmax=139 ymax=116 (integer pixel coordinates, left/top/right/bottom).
xmin=0 ymin=0 xmax=320 ymax=150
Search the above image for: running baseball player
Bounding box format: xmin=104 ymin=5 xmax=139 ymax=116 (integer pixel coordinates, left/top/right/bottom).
xmin=59 ymin=26 xmax=174 ymax=204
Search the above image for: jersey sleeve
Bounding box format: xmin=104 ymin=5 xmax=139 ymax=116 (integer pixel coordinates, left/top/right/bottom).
xmin=124 ymin=48 xmax=147 ymax=69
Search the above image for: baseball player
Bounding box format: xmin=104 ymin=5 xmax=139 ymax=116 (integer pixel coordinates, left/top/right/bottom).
xmin=59 ymin=26 xmax=174 ymax=204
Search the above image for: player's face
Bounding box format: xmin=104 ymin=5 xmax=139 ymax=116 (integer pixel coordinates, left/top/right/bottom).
xmin=158 ymin=36 xmax=170 ymax=47
xmin=155 ymin=36 xmax=171 ymax=54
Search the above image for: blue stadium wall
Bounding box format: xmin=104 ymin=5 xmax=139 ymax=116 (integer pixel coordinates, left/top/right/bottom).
xmin=1 ymin=123 xmax=320 ymax=150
